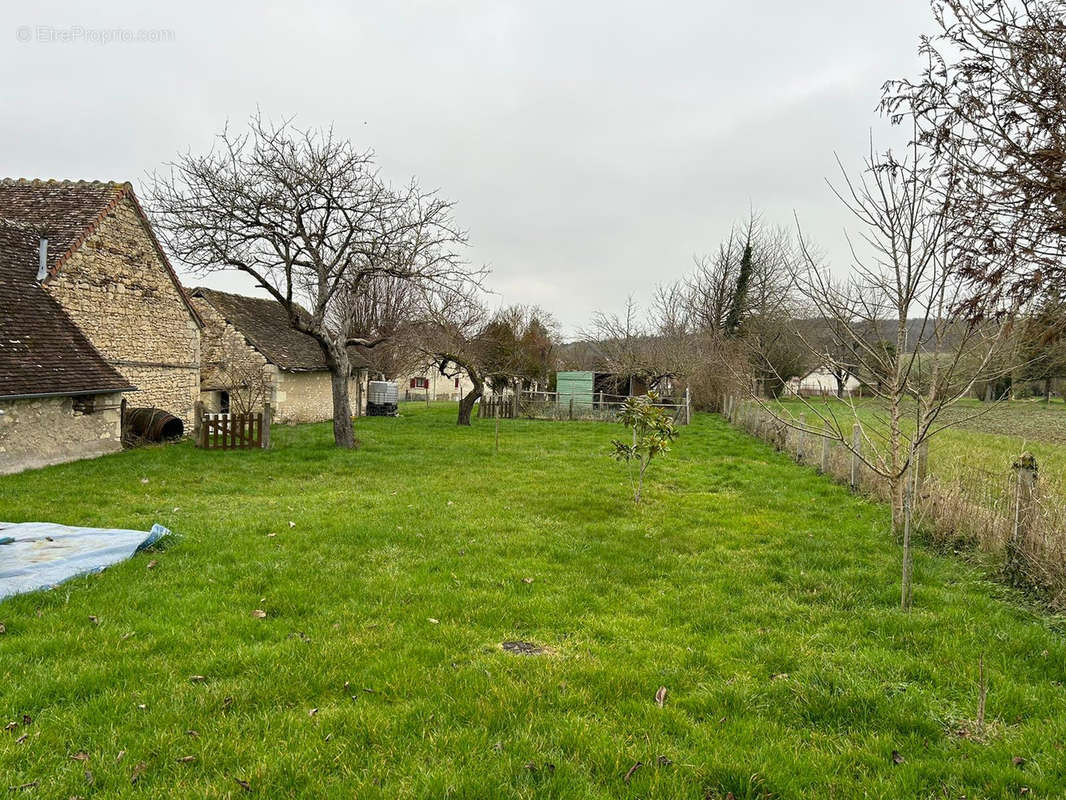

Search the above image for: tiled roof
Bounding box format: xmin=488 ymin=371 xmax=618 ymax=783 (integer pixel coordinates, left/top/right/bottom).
xmin=0 ymin=178 xmax=203 ymax=328
xmin=191 ymin=287 xmax=369 ymax=372
xmin=0 ymin=220 xmax=135 ymax=399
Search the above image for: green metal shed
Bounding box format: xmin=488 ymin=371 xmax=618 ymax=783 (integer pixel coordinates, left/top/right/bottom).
xmin=555 ymin=370 xmax=595 ymax=410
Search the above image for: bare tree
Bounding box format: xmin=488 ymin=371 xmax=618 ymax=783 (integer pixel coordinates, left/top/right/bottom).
xmin=148 ymin=114 xmax=478 ymax=448
xmin=881 ymin=0 xmax=1066 ymax=310
xmin=210 ymin=337 xmax=273 ymax=416
xmin=409 ymin=289 xmax=490 ymax=426
xmin=756 ymin=140 xmax=1016 ymax=610
xmin=338 ymin=274 xmax=422 ymax=380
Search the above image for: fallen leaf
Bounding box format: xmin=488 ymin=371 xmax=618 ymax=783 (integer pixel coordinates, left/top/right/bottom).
xmin=252 ymin=609 xmax=267 ymax=619
xmin=177 ymin=755 xmax=196 ymax=764
xmin=21 ymin=714 xmax=31 ymax=726
xmin=146 ymin=560 xmax=158 ymax=570
xmin=288 ymin=521 xmax=295 ymax=528
xmin=121 ymin=632 xmax=135 ymax=641
xmin=308 ymin=707 xmax=319 ymax=717
xmin=185 ymin=730 xmax=198 ymax=738
xmin=428 ymin=618 xmax=440 ymax=624
xmin=116 ymin=750 xmax=125 ymax=762
xmin=522 ymin=577 xmax=534 ymax=584
xmin=656 ymin=755 xmax=672 ymax=767
xmin=189 ymin=675 xmax=207 ymax=683
xmin=140 ymin=478 xmax=149 ymax=484
xmin=0 ymin=622 xmax=6 ymax=635
xmin=235 ymin=777 xmax=251 ymax=791
xmin=1012 ymin=756 xmax=1026 ymax=768
xmin=71 ymin=751 xmax=90 ymax=761
xmin=771 ymin=672 xmax=789 ymax=681
xmin=525 ymin=761 xmax=537 ymax=772
xmin=655 ymin=686 xmax=668 ymax=707
xmin=15 ymin=734 xmax=27 ymax=744
xmin=267 ymin=533 xmax=277 ymax=538
xmin=4 ymin=721 xmax=16 ymax=730
xmin=891 ymin=750 xmax=905 ymax=765
xmin=623 ymin=761 xmax=643 ymax=783
xmin=222 ymin=696 xmax=234 ymax=710
xmin=88 ymin=615 xmax=99 ymax=625
xmin=137 ymin=703 xmax=147 ymax=710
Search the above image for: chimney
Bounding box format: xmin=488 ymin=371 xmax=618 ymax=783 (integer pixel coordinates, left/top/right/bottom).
xmin=37 ymin=236 xmax=48 ymax=281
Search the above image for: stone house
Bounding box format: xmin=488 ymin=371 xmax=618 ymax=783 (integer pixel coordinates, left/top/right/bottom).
xmin=0 ymin=179 xmax=203 ymax=473
xmin=189 ymin=287 xmax=369 ymax=423
xmin=0 ymin=179 xmax=203 ymax=424
xmin=400 ymin=363 xmax=476 ymax=402
xmin=0 ymin=220 xmax=135 ymax=473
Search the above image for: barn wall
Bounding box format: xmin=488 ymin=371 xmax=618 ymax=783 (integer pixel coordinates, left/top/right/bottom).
xmin=45 ymin=196 xmax=201 ymax=426
xmin=0 ymin=393 xmax=123 ymax=475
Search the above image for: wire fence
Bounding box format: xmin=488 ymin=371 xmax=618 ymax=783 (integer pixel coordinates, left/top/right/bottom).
xmin=725 ymin=397 xmax=1066 ymax=610
xmin=478 ymin=390 xmax=692 ymax=424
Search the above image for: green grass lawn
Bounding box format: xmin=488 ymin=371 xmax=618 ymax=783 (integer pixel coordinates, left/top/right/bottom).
xmin=2 ymin=404 xmax=1065 ymax=798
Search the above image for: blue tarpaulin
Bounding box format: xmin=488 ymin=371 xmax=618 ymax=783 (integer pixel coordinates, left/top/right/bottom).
xmin=0 ymin=521 xmax=169 ymax=601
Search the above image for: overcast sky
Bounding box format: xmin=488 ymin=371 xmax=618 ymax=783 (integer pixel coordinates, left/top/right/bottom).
xmin=1 ymin=1 xmax=932 ymax=335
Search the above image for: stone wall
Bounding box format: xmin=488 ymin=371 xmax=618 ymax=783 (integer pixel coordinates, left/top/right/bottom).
xmin=275 ymin=370 xmax=366 ymax=423
xmin=192 ymin=297 xmax=278 ymax=413
xmin=0 ymin=393 xmax=123 ymax=475
xmin=45 ymin=196 xmax=201 ymax=426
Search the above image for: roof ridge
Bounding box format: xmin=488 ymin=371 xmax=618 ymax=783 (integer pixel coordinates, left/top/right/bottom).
xmin=0 ymin=178 xmax=129 ymax=190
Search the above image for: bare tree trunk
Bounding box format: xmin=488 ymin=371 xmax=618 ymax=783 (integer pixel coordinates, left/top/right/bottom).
xmin=457 ymin=372 xmax=484 ymax=426
xmin=325 ymin=343 xmax=357 ymax=448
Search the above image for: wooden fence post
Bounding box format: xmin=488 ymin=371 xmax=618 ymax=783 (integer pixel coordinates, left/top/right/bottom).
xmin=820 ymin=429 xmax=831 ymax=474
xmin=569 ymin=396 xmax=574 ymax=421
xmin=850 ymin=423 xmax=862 ymax=490
xmin=1007 ymin=452 xmax=1038 ymax=585
xmin=192 ymin=400 xmax=202 ymax=447
xmin=513 ymin=389 xmax=520 ymax=419
xmin=797 ymin=414 xmax=807 ymax=463
xmin=685 ymin=386 xmax=691 ymax=425
xmin=263 ymin=401 xmax=272 ymax=450
xmin=900 ymin=479 xmax=914 ymax=610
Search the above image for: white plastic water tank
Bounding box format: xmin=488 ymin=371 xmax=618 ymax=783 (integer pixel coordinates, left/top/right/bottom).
xmin=368 ymin=381 xmax=399 ymax=404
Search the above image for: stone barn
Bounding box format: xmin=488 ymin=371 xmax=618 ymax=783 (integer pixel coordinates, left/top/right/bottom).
xmin=0 ymin=179 xmax=203 ymax=427
xmin=0 ymin=220 xmax=135 ymax=474
xmin=189 ymin=287 xmax=369 ymax=423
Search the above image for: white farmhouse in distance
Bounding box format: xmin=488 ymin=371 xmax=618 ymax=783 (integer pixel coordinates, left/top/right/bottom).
xmin=784 ymin=366 xmax=861 ymax=398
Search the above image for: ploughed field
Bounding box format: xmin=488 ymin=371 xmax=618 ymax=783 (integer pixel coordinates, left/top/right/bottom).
xmin=1 ymin=404 xmax=1064 ymax=798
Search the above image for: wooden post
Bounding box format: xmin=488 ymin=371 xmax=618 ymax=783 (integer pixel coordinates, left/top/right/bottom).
xmin=1008 ymin=452 xmax=1038 ymax=585
xmin=850 ymin=423 xmax=862 ymax=490
xmin=820 ymin=429 xmax=831 ymax=474
xmin=513 ymin=387 xmax=520 ymax=419
xmin=263 ymin=401 xmax=272 ymax=450
xmin=355 ymin=379 xmax=363 ymax=418
xmin=190 ymin=400 xmax=200 ymax=446
xmin=900 ymin=479 xmax=914 ymax=610
xmin=569 ymin=396 xmax=574 ymax=421
xmin=797 ymin=414 xmax=807 ymax=462
xmin=685 ymin=386 xmax=691 ymax=425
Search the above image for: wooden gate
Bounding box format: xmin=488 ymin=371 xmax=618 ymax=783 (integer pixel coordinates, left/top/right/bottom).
xmin=197 ymin=412 xmax=265 ymax=449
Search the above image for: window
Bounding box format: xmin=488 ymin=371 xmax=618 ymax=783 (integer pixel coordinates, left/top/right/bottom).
xmin=454 ymin=377 xmax=460 ymax=389
xmin=410 ymin=377 xmax=429 ymax=389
